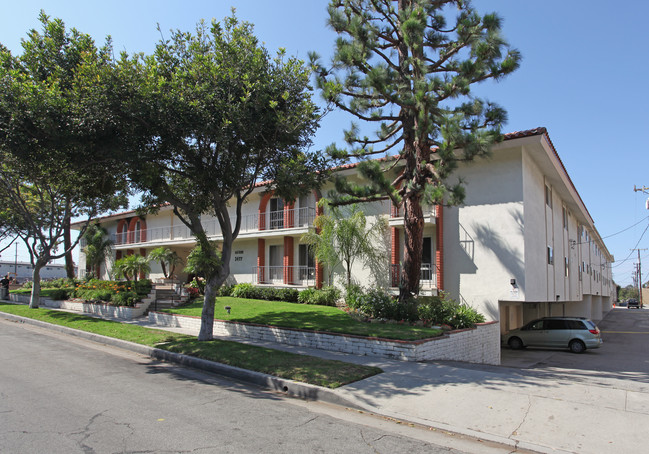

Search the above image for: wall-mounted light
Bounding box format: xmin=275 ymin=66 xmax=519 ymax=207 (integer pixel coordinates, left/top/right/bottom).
xmin=510 ymin=279 xmax=517 ymax=288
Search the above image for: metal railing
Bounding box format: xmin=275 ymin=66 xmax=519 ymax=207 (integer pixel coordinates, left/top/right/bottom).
xmin=390 ymin=263 xmax=437 ymax=288
xmin=253 ymin=265 xmax=316 ymax=286
xmin=109 ymin=206 xmax=317 ymax=246
xmin=390 ymin=205 xmax=437 ymax=218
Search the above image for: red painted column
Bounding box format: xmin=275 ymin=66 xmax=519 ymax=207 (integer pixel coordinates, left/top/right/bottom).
xmin=284 ymin=201 xmax=295 ymax=229
xmin=258 ymin=193 xmax=272 ymax=231
xmin=257 ymin=239 xmax=265 ymax=283
xmin=435 ymin=205 xmax=444 ymax=291
xmin=283 ymin=236 xmax=294 ymax=284
xmin=391 ymin=227 xmax=400 ymax=287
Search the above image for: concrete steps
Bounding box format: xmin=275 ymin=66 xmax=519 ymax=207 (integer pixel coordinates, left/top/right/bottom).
xmin=144 ymin=283 xmax=189 ymax=313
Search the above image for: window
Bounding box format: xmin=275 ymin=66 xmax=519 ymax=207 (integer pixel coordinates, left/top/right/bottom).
xmin=545 ymin=185 xmax=552 ymax=208
xmin=562 ymin=207 xmax=568 ymax=230
xmin=547 ymin=246 xmax=554 ymax=265
xmin=421 ymin=237 xmax=433 ymax=281
xmin=545 ymin=319 xmax=568 ymax=330
xmin=564 ymin=257 xmax=569 ymax=277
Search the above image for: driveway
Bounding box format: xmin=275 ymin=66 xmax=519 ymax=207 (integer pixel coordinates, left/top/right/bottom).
xmin=500 ymin=308 xmax=649 ymax=381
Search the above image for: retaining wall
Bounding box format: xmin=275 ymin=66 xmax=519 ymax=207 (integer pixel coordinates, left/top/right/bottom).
xmin=9 ymin=294 xmax=148 ymax=320
xmin=149 ymin=311 xmax=501 ymax=365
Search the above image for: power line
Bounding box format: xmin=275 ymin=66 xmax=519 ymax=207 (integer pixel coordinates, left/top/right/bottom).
xmin=600 ymin=215 xmax=649 ymax=240
xmin=612 ymin=223 xmax=649 ymax=268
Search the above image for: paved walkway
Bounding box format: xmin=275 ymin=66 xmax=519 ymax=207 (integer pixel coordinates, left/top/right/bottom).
xmin=3 ymin=302 xmax=648 ymax=453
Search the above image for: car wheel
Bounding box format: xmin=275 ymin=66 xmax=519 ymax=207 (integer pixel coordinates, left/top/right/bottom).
xmin=508 ymin=337 xmax=524 ymax=350
xmin=569 ymin=339 xmax=586 ymax=354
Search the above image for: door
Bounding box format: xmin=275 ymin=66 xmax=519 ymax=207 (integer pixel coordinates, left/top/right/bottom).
xmin=421 ymin=237 xmax=432 ymax=282
xmin=270 ymin=198 xmax=284 ymax=229
xmin=269 ymin=245 xmax=284 ymax=281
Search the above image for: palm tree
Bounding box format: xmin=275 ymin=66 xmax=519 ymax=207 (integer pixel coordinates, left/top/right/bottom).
xmin=114 ymin=254 xmax=150 ymax=282
xmin=148 ymin=247 xmax=183 ymax=279
xmin=82 ymin=224 xmax=113 ymax=279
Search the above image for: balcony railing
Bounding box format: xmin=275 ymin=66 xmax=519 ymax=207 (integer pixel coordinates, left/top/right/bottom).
xmin=109 ymin=206 xmax=317 ymax=246
xmin=253 ymin=265 xmax=316 ymax=286
xmin=390 ymin=263 xmax=437 ymax=288
xmin=391 ymin=205 xmax=437 ymax=218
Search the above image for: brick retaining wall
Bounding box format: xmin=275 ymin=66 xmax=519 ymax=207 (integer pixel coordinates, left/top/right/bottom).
xmin=149 ymin=312 xmax=501 ymax=365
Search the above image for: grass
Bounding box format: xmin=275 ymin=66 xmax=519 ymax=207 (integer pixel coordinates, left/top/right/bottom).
xmin=0 ymin=302 xmax=381 ymax=388
xmin=10 ymin=287 xmax=75 ymax=298
xmin=164 ymin=297 xmax=443 ymax=340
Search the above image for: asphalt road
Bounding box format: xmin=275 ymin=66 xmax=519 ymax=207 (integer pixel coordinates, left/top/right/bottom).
xmin=0 ymin=318 xmax=484 ymax=454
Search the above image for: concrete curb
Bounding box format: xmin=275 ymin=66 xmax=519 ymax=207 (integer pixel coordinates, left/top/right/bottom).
xmin=0 ymin=312 xmax=363 ymax=411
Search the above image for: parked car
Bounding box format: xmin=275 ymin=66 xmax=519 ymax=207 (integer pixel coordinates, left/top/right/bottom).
xmin=503 ymin=317 xmax=602 ymax=353
xmin=617 ymin=300 xmax=628 ymax=307
xmin=627 ymin=298 xmax=640 ymax=309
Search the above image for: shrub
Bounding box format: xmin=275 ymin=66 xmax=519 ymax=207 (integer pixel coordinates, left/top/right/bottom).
xmin=110 ymin=291 xmax=139 ymax=307
xmin=298 ymin=286 xmax=341 ymax=306
xmin=41 ymin=278 xmax=79 ymax=289
xmin=344 ymin=284 xmax=364 ymax=310
xmin=449 ymin=304 xmax=485 ymax=329
xmin=231 ymin=283 xmax=256 ymax=299
xmin=133 ymin=279 xmax=152 ymax=297
xmin=48 ymin=289 xmax=70 ymax=300
xmin=355 ymin=289 xmax=418 ymax=322
xmin=216 ymin=284 xmax=234 ymax=297
xmin=231 ymin=284 xmax=300 ymax=302
xmin=416 ymin=293 xmax=485 ymax=329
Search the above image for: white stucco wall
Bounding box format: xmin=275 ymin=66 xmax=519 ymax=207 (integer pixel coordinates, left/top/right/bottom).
xmin=444 ymin=147 xmax=525 ymax=321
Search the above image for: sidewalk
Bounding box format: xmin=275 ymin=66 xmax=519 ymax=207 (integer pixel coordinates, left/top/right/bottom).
xmin=4 ymin=304 xmax=648 ymax=454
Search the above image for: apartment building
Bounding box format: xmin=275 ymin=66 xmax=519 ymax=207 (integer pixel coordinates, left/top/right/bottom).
xmin=77 ymin=127 xmax=614 ymax=330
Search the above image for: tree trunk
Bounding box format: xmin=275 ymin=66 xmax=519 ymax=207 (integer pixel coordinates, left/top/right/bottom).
xmin=29 ymin=261 xmax=46 ymax=309
xmin=198 ymin=271 xmax=228 ymax=341
xmin=399 ymin=194 xmax=424 ymax=301
xmin=63 ymin=216 xmax=75 ymax=279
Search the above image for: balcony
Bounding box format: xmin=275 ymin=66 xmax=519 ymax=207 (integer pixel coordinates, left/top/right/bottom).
xmin=390 ymin=263 xmax=437 ymax=289
xmin=108 ymin=206 xmax=317 ymax=247
xmin=253 ymin=265 xmax=316 ymax=286
xmin=389 ymin=205 xmax=437 ymax=227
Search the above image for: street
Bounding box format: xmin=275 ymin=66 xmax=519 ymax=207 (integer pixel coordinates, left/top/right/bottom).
xmin=0 ymin=318 xmax=495 ymax=454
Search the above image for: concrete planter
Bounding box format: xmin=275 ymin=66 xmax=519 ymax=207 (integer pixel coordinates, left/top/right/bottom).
xmin=149 ymin=311 xmax=501 ymax=365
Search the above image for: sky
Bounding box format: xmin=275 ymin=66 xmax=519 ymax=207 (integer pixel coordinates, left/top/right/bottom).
xmin=0 ymin=0 xmax=647 ymax=288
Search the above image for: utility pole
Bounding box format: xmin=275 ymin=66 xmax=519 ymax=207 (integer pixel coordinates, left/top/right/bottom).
xmin=634 ymin=185 xmax=649 ymax=210
xmin=632 ymin=248 xmax=648 ymax=308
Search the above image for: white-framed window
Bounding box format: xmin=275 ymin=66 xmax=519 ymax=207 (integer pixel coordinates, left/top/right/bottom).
xmin=547 ymin=246 xmax=554 ymax=265
xmin=545 ymin=185 xmax=552 ymax=208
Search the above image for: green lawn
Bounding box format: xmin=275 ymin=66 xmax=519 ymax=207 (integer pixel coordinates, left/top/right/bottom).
xmin=164 ymin=297 xmax=443 ymax=341
xmin=10 ymin=287 xmax=74 ymax=298
xmin=0 ymin=302 xmax=381 ymax=388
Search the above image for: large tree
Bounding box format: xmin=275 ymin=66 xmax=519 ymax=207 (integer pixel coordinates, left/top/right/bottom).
xmin=311 ymin=0 xmax=520 ymax=299
xmin=117 ymin=13 xmax=329 ymax=340
xmin=0 ymin=12 xmax=128 ymax=307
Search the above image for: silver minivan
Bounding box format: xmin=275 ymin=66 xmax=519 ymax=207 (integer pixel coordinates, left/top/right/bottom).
xmin=503 ymin=317 xmax=602 ymax=353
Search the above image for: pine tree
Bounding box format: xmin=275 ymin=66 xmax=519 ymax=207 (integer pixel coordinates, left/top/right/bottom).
xmin=312 ymin=0 xmax=520 ymax=299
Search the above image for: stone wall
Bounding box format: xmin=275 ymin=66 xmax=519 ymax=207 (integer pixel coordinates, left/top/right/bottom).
xmin=9 ymin=294 xmax=148 ymax=320
xmin=149 ymin=311 xmax=501 ymax=365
